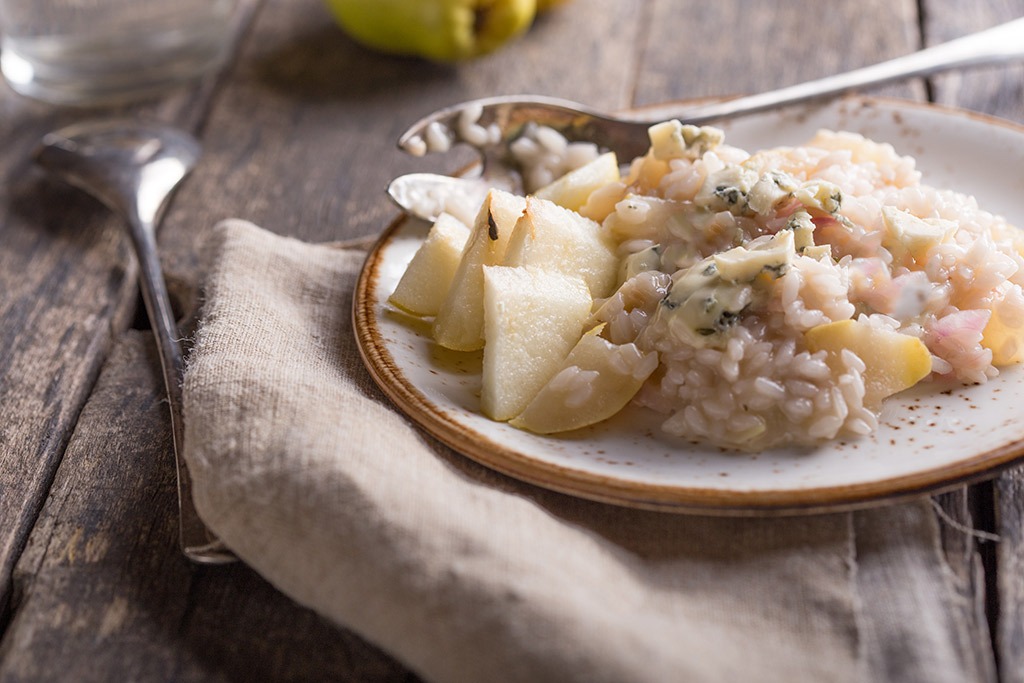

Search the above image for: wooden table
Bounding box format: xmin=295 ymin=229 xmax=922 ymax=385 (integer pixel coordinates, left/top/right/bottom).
xmin=1 ymin=0 xmax=1023 ymax=679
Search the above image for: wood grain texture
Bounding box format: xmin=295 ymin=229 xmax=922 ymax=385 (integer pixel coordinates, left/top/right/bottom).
xmin=0 ymin=0 xmax=259 ymax=655
xmin=0 ymin=134 xmax=138 ymax=618
xmin=0 ymin=332 xmax=414 ymax=682
xmin=924 ymin=0 xmax=1024 ymax=116
xmin=636 ymin=0 xmax=923 ymax=104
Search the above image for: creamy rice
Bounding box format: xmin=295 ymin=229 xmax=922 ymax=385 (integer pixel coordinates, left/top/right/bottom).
xmin=406 ymin=110 xmax=1024 ymax=450
xmin=574 ymin=125 xmax=1024 ymax=450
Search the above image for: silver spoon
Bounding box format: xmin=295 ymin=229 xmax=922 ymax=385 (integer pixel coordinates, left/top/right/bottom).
xmin=36 ymin=120 xmax=236 ymax=564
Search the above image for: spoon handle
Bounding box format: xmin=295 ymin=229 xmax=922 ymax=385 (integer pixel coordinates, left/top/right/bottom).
xmin=667 ymin=16 xmax=1024 ymax=124
xmin=127 ymin=212 xmax=236 ymax=564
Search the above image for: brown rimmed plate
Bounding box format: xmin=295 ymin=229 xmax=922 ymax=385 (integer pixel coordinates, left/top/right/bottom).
xmin=353 ymin=96 xmax=1024 ymax=514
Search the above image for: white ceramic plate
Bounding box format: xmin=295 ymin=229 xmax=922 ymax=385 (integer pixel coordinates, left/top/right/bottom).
xmin=354 ymin=96 xmax=1024 ymax=514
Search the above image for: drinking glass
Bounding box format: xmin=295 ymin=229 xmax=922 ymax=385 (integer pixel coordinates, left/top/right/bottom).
xmin=0 ymin=0 xmax=237 ymax=106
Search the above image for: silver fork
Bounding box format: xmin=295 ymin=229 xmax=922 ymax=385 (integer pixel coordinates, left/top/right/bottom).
xmin=388 ymin=16 xmax=1024 ymax=222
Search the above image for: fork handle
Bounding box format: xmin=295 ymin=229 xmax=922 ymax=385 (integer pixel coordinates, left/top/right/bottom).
xmin=674 ymin=17 xmax=1024 ymax=124
xmin=127 ymin=209 xmax=237 ymax=565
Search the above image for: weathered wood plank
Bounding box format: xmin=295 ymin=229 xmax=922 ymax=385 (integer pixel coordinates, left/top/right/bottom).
xmin=0 ymin=133 xmax=138 ymax=617
xmin=924 ymin=0 xmax=1024 ymax=116
xmin=0 ymin=5 xmax=262 ymax=594
xmin=0 ymin=0 xmax=259 ymax=645
xmin=0 ymin=332 xmax=414 ymax=682
xmin=637 ymin=0 xmax=924 ymax=105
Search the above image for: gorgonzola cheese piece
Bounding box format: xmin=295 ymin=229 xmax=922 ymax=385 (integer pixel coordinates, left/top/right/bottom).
xmin=714 ymin=229 xmax=795 ymax=282
xmin=695 ymin=164 xmax=759 ymax=215
xmin=621 ymin=244 xmax=664 ymax=281
xmin=784 ymin=210 xmax=816 ymax=251
xmin=660 ymin=259 xmax=752 ymax=347
xmin=658 ymin=231 xmax=796 ymax=348
xmin=747 ymin=170 xmax=799 ymax=215
xmin=795 ymin=180 xmax=843 ymax=215
xmin=647 ymin=120 xmax=725 ymax=161
xmin=801 ymin=244 xmax=833 ymax=260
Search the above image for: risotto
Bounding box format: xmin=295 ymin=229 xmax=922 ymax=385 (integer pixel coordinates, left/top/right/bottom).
xmin=581 ymin=123 xmax=1024 ymax=449
xmin=397 ymin=118 xmax=1024 ymax=451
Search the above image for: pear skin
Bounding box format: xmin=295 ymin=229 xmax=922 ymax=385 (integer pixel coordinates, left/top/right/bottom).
xmin=324 ymin=0 xmax=537 ymax=62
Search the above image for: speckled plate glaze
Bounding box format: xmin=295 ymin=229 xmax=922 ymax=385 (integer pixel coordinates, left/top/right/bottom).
xmin=354 ymin=96 xmax=1024 ymax=514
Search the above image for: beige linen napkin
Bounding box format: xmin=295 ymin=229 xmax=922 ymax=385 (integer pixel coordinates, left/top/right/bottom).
xmin=183 ymin=219 xmax=988 ymax=683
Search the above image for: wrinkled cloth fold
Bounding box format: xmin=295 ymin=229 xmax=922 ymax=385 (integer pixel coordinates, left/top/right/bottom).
xmin=183 ymin=219 xmax=988 ymax=683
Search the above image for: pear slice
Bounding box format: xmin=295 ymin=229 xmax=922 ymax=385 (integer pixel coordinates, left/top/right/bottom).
xmin=805 ymin=319 xmax=932 ymax=405
xmin=532 ymin=151 xmax=619 ymax=213
xmin=388 ymin=212 xmax=470 ymax=316
xmin=481 ymin=266 xmax=592 ymax=421
xmin=433 ymin=189 xmax=526 ymax=351
xmin=881 ymin=206 xmax=957 ymax=263
xmin=503 ymin=196 xmax=619 ymax=298
xmin=983 ymin=291 xmax=1024 ymax=365
xmin=511 ymin=325 xmax=658 ymax=434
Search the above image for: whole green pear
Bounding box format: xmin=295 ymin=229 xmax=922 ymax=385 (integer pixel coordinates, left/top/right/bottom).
xmin=324 ymin=0 xmax=537 ymax=62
